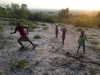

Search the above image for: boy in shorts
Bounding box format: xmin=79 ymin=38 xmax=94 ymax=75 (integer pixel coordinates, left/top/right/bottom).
xmin=10 ymin=22 xmax=35 ymax=50
xmin=77 ymin=31 xmax=87 ymax=53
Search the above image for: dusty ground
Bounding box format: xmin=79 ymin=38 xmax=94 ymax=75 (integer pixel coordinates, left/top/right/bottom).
xmin=0 ymin=22 xmax=100 ymax=75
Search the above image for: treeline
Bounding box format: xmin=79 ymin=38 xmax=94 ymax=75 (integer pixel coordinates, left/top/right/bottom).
xmin=0 ymin=3 xmax=100 ymax=28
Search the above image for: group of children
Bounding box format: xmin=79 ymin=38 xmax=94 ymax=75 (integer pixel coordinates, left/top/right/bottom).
xmin=10 ymin=22 xmax=87 ymax=53
xmin=55 ymin=26 xmax=87 ymax=53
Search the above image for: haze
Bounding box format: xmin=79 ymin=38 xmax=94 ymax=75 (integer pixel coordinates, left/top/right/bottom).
xmin=0 ymin=0 xmax=100 ymax=10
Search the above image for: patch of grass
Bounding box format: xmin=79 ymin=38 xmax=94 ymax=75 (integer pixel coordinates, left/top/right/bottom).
xmin=76 ymin=27 xmax=83 ymax=31
xmin=28 ymin=27 xmax=34 ymax=32
xmin=7 ymin=36 xmax=14 ymax=40
xmin=0 ymin=25 xmax=3 ymax=32
xmin=20 ymin=46 xmax=31 ymax=51
xmin=33 ymin=21 xmax=39 ymax=25
xmin=90 ymin=70 xmax=97 ymax=75
xmin=34 ymin=34 xmax=42 ymax=39
xmin=10 ymin=26 xmax=14 ymax=30
xmin=90 ymin=45 xmax=99 ymax=51
xmin=35 ymin=61 xmax=41 ymax=66
xmin=88 ymin=36 xmax=93 ymax=39
xmin=10 ymin=58 xmax=28 ymax=70
xmin=43 ymin=26 xmax=49 ymax=30
xmin=41 ymin=23 xmax=47 ymax=26
xmin=90 ymin=40 xmax=99 ymax=45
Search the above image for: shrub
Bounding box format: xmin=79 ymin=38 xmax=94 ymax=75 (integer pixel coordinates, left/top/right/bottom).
xmin=35 ymin=61 xmax=41 ymax=66
xmin=76 ymin=27 xmax=83 ymax=31
xmin=90 ymin=45 xmax=99 ymax=51
xmin=34 ymin=34 xmax=41 ymax=39
xmin=90 ymin=40 xmax=99 ymax=45
xmin=88 ymin=36 xmax=93 ymax=39
xmin=43 ymin=26 xmax=49 ymax=30
xmin=0 ymin=25 xmax=3 ymax=32
xmin=41 ymin=23 xmax=47 ymax=26
xmin=10 ymin=58 xmax=28 ymax=70
xmin=20 ymin=46 xmax=31 ymax=51
xmin=10 ymin=26 xmax=14 ymax=30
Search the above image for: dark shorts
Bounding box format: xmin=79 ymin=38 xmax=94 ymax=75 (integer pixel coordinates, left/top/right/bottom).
xmin=18 ymin=35 xmax=29 ymax=41
xmin=79 ymin=44 xmax=85 ymax=46
xmin=62 ymin=36 xmax=66 ymax=39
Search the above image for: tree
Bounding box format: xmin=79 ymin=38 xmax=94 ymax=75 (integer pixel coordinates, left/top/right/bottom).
xmin=58 ymin=8 xmax=69 ymax=19
xmin=96 ymin=11 xmax=100 ymax=18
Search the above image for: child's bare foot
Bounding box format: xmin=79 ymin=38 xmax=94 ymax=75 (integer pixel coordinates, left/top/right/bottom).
xmin=19 ymin=46 xmax=24 ymax=50
xmin=33 ymin=46 xmax=35 ymax=50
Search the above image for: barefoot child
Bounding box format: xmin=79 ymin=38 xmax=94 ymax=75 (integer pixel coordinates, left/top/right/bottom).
xmin=55 ymin=26 xmax=58 ymax=38
xmin=61 ymin=27 xmax=67 ymax=45
xmin=10 ymin=22 xmax=35 ymax=50
xmin=77 ymin=31 xmax=87 ymax=53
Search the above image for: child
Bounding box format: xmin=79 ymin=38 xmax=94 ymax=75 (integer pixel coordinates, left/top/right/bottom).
xmin=55 ymin=26 xmax=58 ymax=38
xmin=61 ymin=27 xmax=67 ymax=45
xmin=77 ymin=31 xmax=87 ymax=53
xmin=10 ymin=22 xmax=35 ymax=50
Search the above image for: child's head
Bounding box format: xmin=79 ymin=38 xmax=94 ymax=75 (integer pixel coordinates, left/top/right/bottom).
xmin=81 ymin=30 xmax=84 ymax=35
xmin=16 ymin=22 xmax=20 ymax=26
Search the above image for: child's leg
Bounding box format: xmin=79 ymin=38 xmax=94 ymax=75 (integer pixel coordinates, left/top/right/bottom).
xmin=28 ymin=40 xmax=35 ymax=49
xmin=56 ymin=33 xmax=58 ymax=38
xmin=62 ymin=38 xmax=64 ymax=45
xmin=18 ymin=40 xmax=24 ymax=47
xmin=83 ymin=46 xmax=85 ymax=53
xmin=17 ymin=40 xmax=24 ymax=50
xmin=77 ymin=45 xmax=81 ymax=52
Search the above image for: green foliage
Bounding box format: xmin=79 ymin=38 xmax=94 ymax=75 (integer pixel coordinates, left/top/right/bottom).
xmin=90 ymin=40 xmax=99 ymax=45
xmin=10 ymin=26 xmax=14 ymax=30
xmin=29 ymin=24 xmax=37 ymax=29
xmin=76 ymin=27 xmax=83 ymax=31
xmin=32 ymin=21 xmax=39 ymax=25
xmin=35 ymin=61 xmax=41 ymax=66
xmin=34 ymin=34 xmax=41 ymax=39
xmin=41 ymin=23 xmax=47 ymax=26
xmin=28 ymin=24 xmax=37 ymax=32
xmin=7 ymin=35 xmax=14 ymax=40
xmin=58 ymin=8 xmax=69 ymax=19
xmin=88 ymin=36 xmax=93 ymax=39
xmin=20 ymin=46 xmax=31 ymax=51
xmin=10 ymin=58 xmax=28 ymax=70
xmin=90 ymin=45 xmax=99 ymax=51
xmin=0 ymin=25 xmax=3 ymax=32
xmin=43 ymin=26 xmax=49 ymax=30
xmin=90 ymin=70 xmax=97 ymax=75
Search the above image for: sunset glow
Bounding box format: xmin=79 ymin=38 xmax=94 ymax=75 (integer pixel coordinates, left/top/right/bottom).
xmin=0 ymin=0 xmax=100 ymax=10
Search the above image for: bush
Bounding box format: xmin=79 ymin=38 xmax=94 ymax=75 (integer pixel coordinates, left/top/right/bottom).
xmin=43 ymin=26 xmax=49 ymax=30
xmin=90 ymin=45 xmax=99 ymax=51
xmin=90 ymin=40 xmax=99 ymax=45
xmin=76 ymin=27 xmax=83 ymax=31
xmin=34 ymin=34 xmax=41 ymax=39
xmin=0 ymin=25 xmax=3 ymax=32
xmin=10 ymin=58 xmax=28 ymax=70
xmin=41 ymin=23 xmax=47 ymax=26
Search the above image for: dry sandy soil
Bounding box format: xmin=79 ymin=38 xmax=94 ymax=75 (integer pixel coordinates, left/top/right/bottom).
xmin=0 ymin=22 xmax=100 ymax=75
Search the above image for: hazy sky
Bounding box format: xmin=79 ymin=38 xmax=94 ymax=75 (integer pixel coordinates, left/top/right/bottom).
xmin=0 ymin=0 xmax=100 ymax=10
